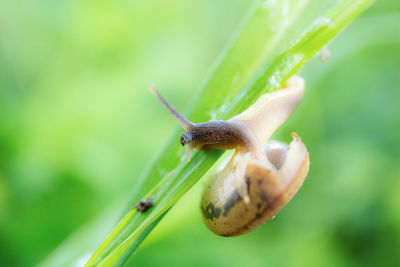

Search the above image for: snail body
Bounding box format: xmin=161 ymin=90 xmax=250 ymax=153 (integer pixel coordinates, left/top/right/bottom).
xmin=151 ymin=76 xmax=309 ymax=236
xmin=150 ymin=87 xmax=263 ymax=160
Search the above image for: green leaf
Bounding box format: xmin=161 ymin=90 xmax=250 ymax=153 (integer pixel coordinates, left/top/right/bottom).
xmin=82 ymin=0 xmax=374 ymax=266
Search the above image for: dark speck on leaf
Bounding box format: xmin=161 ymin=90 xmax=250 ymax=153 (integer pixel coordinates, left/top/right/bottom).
xmin=136 ymin=197 xmax=154 ymax=213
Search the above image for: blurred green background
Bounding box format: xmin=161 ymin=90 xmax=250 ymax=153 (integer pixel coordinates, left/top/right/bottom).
xmin=0 ymin=0 xmax=399 ymax=266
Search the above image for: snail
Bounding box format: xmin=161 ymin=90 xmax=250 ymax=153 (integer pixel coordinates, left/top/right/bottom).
xmin=151 ymin=75 xmax=309 ymax=236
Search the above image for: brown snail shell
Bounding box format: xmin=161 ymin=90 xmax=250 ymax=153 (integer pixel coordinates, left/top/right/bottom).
xmin=201 ymin=136 xmax=309 ymax=236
